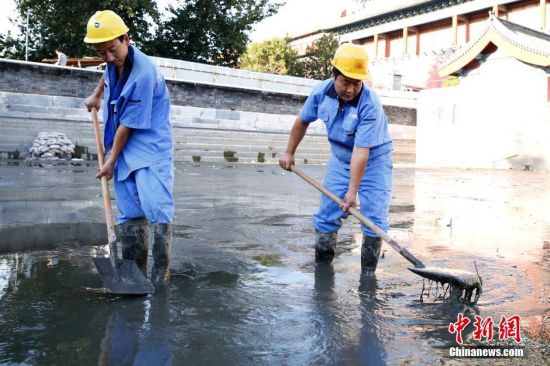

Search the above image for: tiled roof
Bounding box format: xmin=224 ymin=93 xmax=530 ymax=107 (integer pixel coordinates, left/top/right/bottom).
xmin=438 ymin=13 xmax=550 ymax=76
xmin=323 ymin=0 xmax=474 ymax=34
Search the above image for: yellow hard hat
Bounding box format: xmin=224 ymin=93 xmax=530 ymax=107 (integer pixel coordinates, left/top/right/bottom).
xmin=84 ymin=10 xmax=129 ymax=44
xmin=331 ymin=43 xmax=370 ymax=80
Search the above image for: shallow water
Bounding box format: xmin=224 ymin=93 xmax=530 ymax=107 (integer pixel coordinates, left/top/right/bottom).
xmin=0 ymin=161 xmax=548 ymax=365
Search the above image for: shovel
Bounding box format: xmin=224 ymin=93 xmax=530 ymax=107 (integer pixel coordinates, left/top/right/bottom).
xmin=290 ymin=165 xmax=482 ymax=303
xmin=90 ymin=107 xmax=154 ymax=295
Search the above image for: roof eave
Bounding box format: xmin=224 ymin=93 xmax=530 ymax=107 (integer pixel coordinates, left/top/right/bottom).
xmin=439 ymin=16 xmax=550 ymax=77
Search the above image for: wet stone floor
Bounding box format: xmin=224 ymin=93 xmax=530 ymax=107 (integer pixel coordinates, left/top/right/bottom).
xmin=0 ymin=160 xmax=548 ymax=365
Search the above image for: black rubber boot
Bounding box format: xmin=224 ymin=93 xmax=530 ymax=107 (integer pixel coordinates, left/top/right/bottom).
xmin=119 ymin=218 xmax=149 ymax=276
xmin=361 ymin=235 xmax=382 ymax=273
xmin=315 ymin=230 xmax=337 ymax=263
xmin=151 ymin=223 xmax=172 ymax=286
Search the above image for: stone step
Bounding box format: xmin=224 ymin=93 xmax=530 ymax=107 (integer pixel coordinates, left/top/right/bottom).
xmin=175 ymin=148 xmax=329 ymax=158
xmin=4 ymin=103 xmax=90 ymax=117
xmin=173 ymin=127 xmax=326 ymax=139
xmin=175 ymin=138 xmax=414 ymax=154
xmin=393 ymin=152 xmax=416 ymax=163
xmin=0 ymin=93 xmax=84 ymax=109
xmin=173 ymin=153 xmax=328 ymax=165
xmin=0 ymin=143 xmax=25 ymax=152
xmin=0 ymin=126 xmax=93 ymax=144
xmin=0 ymin=110 xmax=91 ymax=122
xmin=0 ymin=116 xmax=416 ymax=164
xmin=175 ymin=148 xmax=414 ymax=164
xmin=175 ymin=142 xmax=330 ymax=154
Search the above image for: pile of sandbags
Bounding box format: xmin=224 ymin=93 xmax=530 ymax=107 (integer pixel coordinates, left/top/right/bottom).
xmin=29 ymin=132 xmax=75 ymax=159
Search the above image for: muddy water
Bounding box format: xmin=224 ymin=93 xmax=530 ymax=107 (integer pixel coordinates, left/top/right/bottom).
xmin=0 ymin=161 xmax=548 ymax=365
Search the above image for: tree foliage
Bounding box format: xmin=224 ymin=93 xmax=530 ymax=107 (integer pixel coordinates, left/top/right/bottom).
xmin=0 ymin=31 xmax=24 ymax=59
xmin=1 ymin=0 xmax=160 ymax=61
xmin=300 ymin=33 xmax=340 ymax=80
xmin=1 ymin=0 xmax=281 ymax=67
xmin=152 ymin=0 xmax=282 ymax=67
xmin=239 ymin=33 xmax=340 ymax=80
xmin=240 ymin=36 xmax=299 ymax=75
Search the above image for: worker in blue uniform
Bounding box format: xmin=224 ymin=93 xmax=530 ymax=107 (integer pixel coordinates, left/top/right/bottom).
xmin=279 ymin=43 xmax=393 ymax=273
xmin=83 ymin=10 xmax=174 ymax=285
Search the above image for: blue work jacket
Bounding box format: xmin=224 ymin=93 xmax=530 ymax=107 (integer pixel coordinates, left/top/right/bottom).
xmin=102 ymin=45 xmax=173 ymax=181
xmin=300 ymin=79 xmax=392 ymax=164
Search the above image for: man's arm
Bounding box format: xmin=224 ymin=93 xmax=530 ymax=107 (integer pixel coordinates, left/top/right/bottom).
xmin=85 ymin=75 xmax=105 ymax=112
xmin=95 ymin=125 xmax=131 ymax=180
xmin=342 ymin=146 xmax=370 ymax=211
xmin=279 ymin=117 xmax=309 ymax=170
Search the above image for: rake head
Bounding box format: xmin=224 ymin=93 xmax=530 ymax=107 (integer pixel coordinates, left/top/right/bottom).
xmin=409 ymin=266 xmax=482 ymax=304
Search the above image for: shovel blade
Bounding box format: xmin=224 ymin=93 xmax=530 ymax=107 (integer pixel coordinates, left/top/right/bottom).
xmin=93 ymin=257 xmax=155 ymax=295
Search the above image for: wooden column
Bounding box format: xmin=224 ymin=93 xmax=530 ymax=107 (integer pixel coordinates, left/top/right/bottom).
xmin=384 ymin=36 xmax=391 ymax=58
xmin=377 ymin=34 xmax=390 ymax=58
xmin=403 ymin=27 xmax=408 ymax=55
xmin=457 ymin=15 xmax=469 ymax=44
xmin=541 ymin=0 xmax=547 ymax=32
xmin=452 ymin=15 xmax=458 ymax=46
xmin=374 ymin=34 xmax=379 ymax=57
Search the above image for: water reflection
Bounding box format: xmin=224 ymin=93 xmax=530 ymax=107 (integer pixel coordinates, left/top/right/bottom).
xmin=413 ymin=169 xmax=550 ymax=261
xmin=98 ymin=289 xmax=173 ymax=366
xmin=356 ymin=274 xmax=386 ymax=365
xmin=311 ymin=263 xmax=337 ymax=365
xmin=0 ymin=163 xmax=548 ymax=364
xmin=311 ymin=265 xmax=388 ymax=365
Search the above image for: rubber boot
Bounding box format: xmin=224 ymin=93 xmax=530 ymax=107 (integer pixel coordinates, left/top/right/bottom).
xmin=119 ymin=218 xmax=149 ymax=276
xmin=361 ymin=235 xmax=382 ymax=273
xmin=315 ymin=230 xmax=337 ymax=263
xmin=151 ymin=223 xmax=172 ymax=286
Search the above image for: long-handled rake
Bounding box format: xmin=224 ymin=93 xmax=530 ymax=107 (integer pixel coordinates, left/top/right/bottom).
xmin=291 ymin=165 xmax=482 ymax=304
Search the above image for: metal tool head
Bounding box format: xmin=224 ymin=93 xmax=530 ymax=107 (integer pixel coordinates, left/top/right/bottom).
xmin=93 ymin=257 xmax=155 ymax=295
xmin=409 ymin=266 xmax=482 ymax=304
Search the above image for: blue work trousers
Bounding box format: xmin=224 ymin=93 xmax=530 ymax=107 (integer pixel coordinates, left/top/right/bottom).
xmin=114 ymin=157 xmax=174 ymax=224
xmin=313 ymin=153 xmax=392 ymax=237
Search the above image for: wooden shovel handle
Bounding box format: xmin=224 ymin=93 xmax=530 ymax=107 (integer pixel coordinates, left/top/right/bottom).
xmin=91 ymin=107 xmax=117 ymax=245
xmin=290 ymin=165 xmax=425 ymax=268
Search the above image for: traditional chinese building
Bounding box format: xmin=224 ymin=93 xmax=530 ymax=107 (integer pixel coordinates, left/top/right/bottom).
xmin=416 ymin=12 xmax=550 ymax=170
xmin=292 ymin=0 xmax=549 ymax=90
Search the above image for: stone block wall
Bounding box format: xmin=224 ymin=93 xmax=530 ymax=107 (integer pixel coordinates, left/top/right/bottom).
xmin=0 ymin=59 xmax=417 ymax=125
xmin=0 ymin=58 xmax=418 ymax=165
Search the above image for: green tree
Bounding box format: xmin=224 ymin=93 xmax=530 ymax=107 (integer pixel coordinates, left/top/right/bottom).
xmin=0 ymin=31 xmax=25 ymax=59
xmin=240 ymin=36 xmax=299 ymax=75
xmin=301 ymin=33 xmax=340 ymax=80
xmin=152 ymin=0 xmax=282 ymax=67
xmin=3 ymin=0 xmax=160 ymax=62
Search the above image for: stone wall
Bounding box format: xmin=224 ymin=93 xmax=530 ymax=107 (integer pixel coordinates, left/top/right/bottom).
xmin=0 ymin=59 xmax=417 ymax=125
xmin=0 ymin=58 xmax=418 ymax=165
xmin=0 ymin=91 xmax=417 ymax=165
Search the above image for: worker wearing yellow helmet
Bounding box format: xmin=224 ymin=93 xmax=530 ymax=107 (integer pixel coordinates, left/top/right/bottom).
xmin=279 ymin=43 xmax=393 ymax=273
xmin=83 ymin=10 xmax=174 ymax=285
